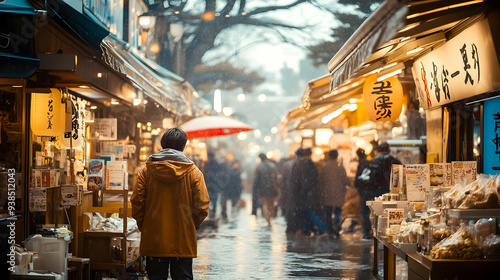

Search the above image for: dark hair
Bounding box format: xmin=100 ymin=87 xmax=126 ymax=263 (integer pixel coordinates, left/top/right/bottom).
xmin=207 ymin=151 xmax=215 ymax=159
xmin=356 ymin=148 xmax=366 ymax=159
xmin=258 ymin=153 xmax=267 ymax=160
xmin=160 ymin=128 xmax=187 ymax=151
xmin=295 ymin=148 xmax=304 ymax=157
xmin=302 ymin=148 xmax=312 ymax=156
xmin=328 ymin=150 xmax=339 ymax=160
xmin=378 ymin=142 xmax=390 ymax=153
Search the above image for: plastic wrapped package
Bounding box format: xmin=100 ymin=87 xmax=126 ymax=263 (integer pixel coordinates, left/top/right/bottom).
xmin=84 ymin=212 xmax=138 ymax=232
xmin=430 ymin=224 xmax=482 ymax=259
xmin=443 ymin=174 xmax=500 ymax=209
xmin=475 ymin=218 xmax=497 ymax=243
xmin=482 ymin=234 xmax=500 ymax=259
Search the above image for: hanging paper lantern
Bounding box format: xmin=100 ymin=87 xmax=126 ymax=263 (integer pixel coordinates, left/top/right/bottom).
xmin=362 ymin=74 xmax=403 ymax=122
xmin=31 ymin=88 xmax=65 ymax=136
xmin=61 ymin=98 xmax=86 ymax=148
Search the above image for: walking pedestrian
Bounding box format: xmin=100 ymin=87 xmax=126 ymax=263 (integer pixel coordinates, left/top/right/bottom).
xmin=279 ymin=149 xmax=302 ymax=235
xmin=221 ymin=156 xmax=243 ymax=218
xmin=131 ymin=128 xmax=210 ymax=280
xmin=291 ymin=148 xmax=327 ymax=237
xmin=253 ymin=153 xmax=278 ymax=226
xmin=204 ymin=151 xmax=224 ymax=218
xmin=319 ymin=149 xmax=351 ymax=238
xmin=356 ymin=142 xmax=401 ymax=240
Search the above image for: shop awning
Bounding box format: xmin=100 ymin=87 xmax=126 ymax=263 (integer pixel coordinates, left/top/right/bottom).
xmin=284 ymin=0 xmax=496 ymax=131
xmin=328 ymin=0 xmax=494 ymax=92
xmin=0 ymin=0 xmax=40 ymax=78
xmin=45 ymin=0 xmax=109 ymax=51
xmin=101 ymin=35 xmax=194 ymax=113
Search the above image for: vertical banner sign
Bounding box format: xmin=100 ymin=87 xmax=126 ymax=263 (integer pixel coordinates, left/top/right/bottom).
xmin=62 ymin=97 xmax=86 ymax=148
xmin=362 ymin=74 xmax=403 ymax=122
xmin=483 ymin=97 xmax=500 ymax=175
xmin=31 ymin=88 xmax=64 ymax=136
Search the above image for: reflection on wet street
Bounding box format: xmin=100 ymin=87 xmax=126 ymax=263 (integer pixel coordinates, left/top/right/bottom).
xmin=194 ymin=194 xmax=379 ymax=279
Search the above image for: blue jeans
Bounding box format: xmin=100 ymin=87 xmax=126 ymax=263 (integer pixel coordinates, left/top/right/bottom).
xmin=324 ymin=206 xmax=342 ymax=234
xmin=146 ymin=256 xmax=193 ymax=280
xmin=301 ymin=209 xmax=327 ymax=236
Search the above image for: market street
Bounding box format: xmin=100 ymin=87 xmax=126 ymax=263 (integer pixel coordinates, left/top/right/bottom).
xmin=193 ymin=193 xmax=408 ymax=279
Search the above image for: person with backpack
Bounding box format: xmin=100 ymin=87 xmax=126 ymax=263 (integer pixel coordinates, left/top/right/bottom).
xmin=356 ymin=142 xmax=401 ymax=240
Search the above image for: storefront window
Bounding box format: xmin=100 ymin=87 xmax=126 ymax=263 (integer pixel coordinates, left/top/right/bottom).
xmin=446 ymin=102 xmax=482 ymax=171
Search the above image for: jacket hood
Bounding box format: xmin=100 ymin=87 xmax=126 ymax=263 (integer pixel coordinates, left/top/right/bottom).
xmin=145 ymin=148 xmax=195 ymax=184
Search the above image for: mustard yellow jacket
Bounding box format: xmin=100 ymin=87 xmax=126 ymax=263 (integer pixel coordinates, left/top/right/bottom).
xmin=131 ymin=149 xmax=210 ymax=258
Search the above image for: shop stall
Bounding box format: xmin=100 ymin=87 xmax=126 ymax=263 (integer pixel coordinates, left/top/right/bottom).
xmin=315 ymin=0 xmax=500 ymax=279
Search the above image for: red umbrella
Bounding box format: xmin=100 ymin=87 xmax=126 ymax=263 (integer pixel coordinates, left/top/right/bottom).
xmin=179 ymin=116 xmax=254 ymax=139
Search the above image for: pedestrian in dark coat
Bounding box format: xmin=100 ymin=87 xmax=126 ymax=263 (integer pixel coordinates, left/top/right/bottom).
xmin=291 ymin=148 xmax=327 ymax=237
xmin=204 ymin=151 xmax=224 ymax=218
xmin=253 ymin=153 xmax=278 ymax=225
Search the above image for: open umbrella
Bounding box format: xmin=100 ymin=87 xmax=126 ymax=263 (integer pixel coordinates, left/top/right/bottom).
xmin=180 ymin=116 xmax=254 ymax=139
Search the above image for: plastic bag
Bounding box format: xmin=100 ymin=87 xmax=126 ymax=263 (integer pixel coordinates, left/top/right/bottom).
xmin=430 ymin=224 xmax=482 ymax=259
xmin=482 ymin=234 xmax=500 ymax=259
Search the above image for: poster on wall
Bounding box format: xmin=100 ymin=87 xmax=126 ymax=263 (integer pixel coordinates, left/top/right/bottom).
xmin=91 ymin=118 xmax=117 ymax=140
xmin=483 ymin=97 xmax=500 ymax=175
xmin=30 ymin=189 xmax=47 ymax=212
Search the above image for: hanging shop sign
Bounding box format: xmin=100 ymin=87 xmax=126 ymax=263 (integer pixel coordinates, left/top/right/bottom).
xmin=362 ymin=74 xmax=403 ymax=122
xmin=31 ymin=88 xmax=66 ymax=136
xmin=61 ymin=97 xmax=86 ymax=148
xmin=91 ymin=118 xmax=117 ymax=140
xmin=483 ymin=97 xmax=500 ymax=175
xmin=412 ymin=18 xmax=500 ymax=110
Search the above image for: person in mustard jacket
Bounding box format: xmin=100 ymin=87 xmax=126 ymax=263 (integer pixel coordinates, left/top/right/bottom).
xmin=131 ymin=128 xmax=210 ymax=280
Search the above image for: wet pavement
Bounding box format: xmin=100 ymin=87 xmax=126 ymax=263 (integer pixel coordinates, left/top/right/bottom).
xmin=193 ymin=193 xmax=402 ymax=279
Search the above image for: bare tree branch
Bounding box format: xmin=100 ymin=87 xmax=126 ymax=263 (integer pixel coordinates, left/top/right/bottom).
xmin=245 ymin=0 xmax=307 ymax=17
xmin=221 ymin=0 xmax=237 ymax=16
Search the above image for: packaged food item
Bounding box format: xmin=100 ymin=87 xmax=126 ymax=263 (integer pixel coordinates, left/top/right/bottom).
xmin=430 ymin=224 xmax=482 ymax=259
xmin=482 ymin=234 xmax=500 ymax=259
xmin=442 ymin=174 xmax=500 ymax=209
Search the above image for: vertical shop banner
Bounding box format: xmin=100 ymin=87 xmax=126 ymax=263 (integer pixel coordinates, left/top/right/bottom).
xmin=362 ymin=74 xmax=403 ymax=122
xmin=92 ymin=118 xmax=117 ymax=140
xmin=31 ymin=88 xmax=65 ymax=136
xmin=61 ymin=97 xmax=86 ymax=148
xmin=412 ymin=19 xmax=500 ymax=110
xmin=483 ymin=97 xmax=500 ymax=175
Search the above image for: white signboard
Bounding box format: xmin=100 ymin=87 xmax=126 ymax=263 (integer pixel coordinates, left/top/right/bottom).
xmin=412 ymin=18 xmax=500 ymax=109
xmin=92 ymin=118 xmax=117 ymax=140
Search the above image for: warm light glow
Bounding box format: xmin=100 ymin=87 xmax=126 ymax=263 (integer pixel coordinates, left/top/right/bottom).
xmin=237 ymin=93 xmax=246 ymax=102
xmin=12 ymin=85 xmax=23 ymax=88
xmin=198 ymin=142 xmax=206 ymax=148
xmin=399 ymin=23 xmax=419 ymax=33
xmin=258 ymin=94 xmax=267 ymax=102
xmin=147 ymin=122 xmax=151 ymax=127
xmin=201 ymin=11 xmax=216 ymax=21
xmin=143 ymin=99 xmax=148 ymax=104
xmin=111 ymin=100 xmax=119 ymax=105
xmin=349 ymin=98 xmax=363 ymax=103
xmin=322 ymin=108 xmax=344 ymax=124
xmin=79 ymin=85 xmax=89 ymax=88
xmin=377 ymin=69 xmax=402 ymax=82
xmin=406 ymin=47 xmax=424 ymax=55
xmin=97 ymin=73 xmax=102 ymax=78
xmin=149 ymin=43 xmax=160 ymax=53
xmin=214 ymin=89 xmax=222 ymax=113
xmin=315 ymin=129 xmax=333 ymax=146
xmin=407 ymin=1 xmax=483 ymax=19
xmin=90 ymin=106 xmax=97 ymax=110
xmin=254 ymin=129 xmax=261 ymax=138
xmin=237 ymin=132 xmax=248 ymax=141
xmin=137 ymin=122 xmax=142 ymax=128
xmin=264 ymin=135 xmax=271 ymax=143
xmin=170 ymin=22 xmax=185 ymax=39
xmin=400 ymin=36 xmax=411 ymax=42
xmin=225 ymin=14 xmax=230 ymax=18
xmin=271 ymin=127 xmax=278 ymax=134
xmin=241 ymin=12 xmax=247 ymax=16
xmin=222 ymin=106 xmax=233 ymax=116
xmin=133 ymin=99 xmax=142 ymax=106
